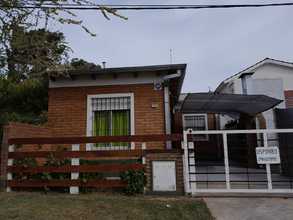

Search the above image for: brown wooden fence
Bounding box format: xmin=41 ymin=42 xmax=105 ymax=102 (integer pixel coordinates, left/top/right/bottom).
xmin=5 ymin=134 xmax=183 ymax=193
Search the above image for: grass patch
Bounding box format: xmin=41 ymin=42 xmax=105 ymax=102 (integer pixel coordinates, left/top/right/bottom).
xmin=0 ymin=192 xmax=213 ymax=220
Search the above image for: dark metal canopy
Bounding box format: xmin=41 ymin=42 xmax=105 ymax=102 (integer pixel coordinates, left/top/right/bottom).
xmin=180 ymin=93 xmax=282 ymax=115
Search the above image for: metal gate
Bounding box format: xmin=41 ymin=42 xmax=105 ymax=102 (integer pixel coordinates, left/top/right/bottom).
xmin=183 ymin=129 xmax=293 ymax=194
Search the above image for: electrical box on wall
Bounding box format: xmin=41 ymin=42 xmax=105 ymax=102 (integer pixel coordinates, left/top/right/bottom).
xmin=152 ymin=161 xmax=176 ymax=191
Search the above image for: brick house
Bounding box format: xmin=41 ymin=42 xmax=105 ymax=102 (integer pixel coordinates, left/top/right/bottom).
xmin=46 ymin=64 xmax=186 ymax=150
xmin=1 ymin=64 xmax=187 ymax=193
xmin=3 ymin=64 xmax=186 ymax=148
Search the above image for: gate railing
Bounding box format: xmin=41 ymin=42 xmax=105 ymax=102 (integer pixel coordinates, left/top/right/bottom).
xmin=183 ymin=129 xmax=293 ymax=194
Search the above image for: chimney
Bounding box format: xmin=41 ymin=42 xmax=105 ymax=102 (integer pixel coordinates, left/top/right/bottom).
xmin=102 ymin=61 xmax=106 ymax=69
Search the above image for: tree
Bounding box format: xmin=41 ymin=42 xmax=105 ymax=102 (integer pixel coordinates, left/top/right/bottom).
xmin=7 ymin=27 xmax=69 ymax=82
xmin=0 ymin=0 xmax=126 ymax=77
xmin=69 ymin=58 xmax=101 ymax=71
xmin=0 ymin=75 xmax=48 ymax=142
xmin=0 ymin=1 xmax=125 ymax=142
xmin=0 ymin=27 xmax=70 ymax=143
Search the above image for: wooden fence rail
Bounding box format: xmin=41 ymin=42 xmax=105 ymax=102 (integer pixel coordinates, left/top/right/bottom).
xmin=8 ymin=134 xmax=183 ymax=145
xmin=5 ymin=134 xmax=183 ymax=194
xmin=7 ymin=164 xmax=145 ymax=174
xmin=6 ymin=149 xmax=144 ymax=191
xmin=8 ymin=149 xmax=182 ymax=159
xmin=8 ymin=179 xmax=127 ymax=188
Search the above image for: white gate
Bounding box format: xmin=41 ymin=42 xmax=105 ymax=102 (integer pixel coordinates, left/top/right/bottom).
xmin=182 ymin=129 xmax=293 ymax=194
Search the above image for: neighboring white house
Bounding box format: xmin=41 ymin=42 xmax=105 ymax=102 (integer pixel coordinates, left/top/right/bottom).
xmin=215 ymin=58 xmax=293 ymax=144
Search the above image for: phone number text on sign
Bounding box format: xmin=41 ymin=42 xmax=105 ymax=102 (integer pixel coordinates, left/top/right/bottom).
xmin=255 ymin=146 xmax=280 ymax=164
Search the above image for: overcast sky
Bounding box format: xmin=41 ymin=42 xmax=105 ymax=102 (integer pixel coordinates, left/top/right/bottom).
xmin=52 ymin=0 xmax=293 ymax=92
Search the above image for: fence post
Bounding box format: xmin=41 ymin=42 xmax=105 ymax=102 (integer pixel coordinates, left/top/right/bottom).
xmin=6 ymin=144 xmax=15 ymax=192
xmin=131 ymin=141 xmax=135 ymax=150
xmin=1 ymin=125 xmax=10 ymax=191
xmin=222 ymin=133 xmax=231 ymax=190
xmin=263 ymin=132 xmax=273 ymax=190
xmin=141 ymin=142 xmax=146 ymax=193
xmin=183 ymin=130 xmax=191 ymax=194
xmin=70 ymin=144 xmax=80 ymax=194
xmin=141 ymin=142 xmax=146 ymax=164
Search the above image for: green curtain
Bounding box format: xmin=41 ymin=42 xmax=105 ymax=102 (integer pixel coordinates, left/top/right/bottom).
xmin=112 ymin=110 xmax=130 ymax=147
xmin=93 ymin=110 xmax=130 ymax=148
xmin=93 ymin=111 xmax=110 ymax=147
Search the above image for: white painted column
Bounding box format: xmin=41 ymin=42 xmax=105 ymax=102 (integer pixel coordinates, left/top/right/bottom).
xmin=164 ymin=85 xmax=172 ymax=149
xmin=263 ymin=132 xmax=273 ymax=190
xmin=183 ymin=131 xmax=191 ymax=194
xmin=223 ymin=133 xmax=231 ymax=190
xmin=70 ymin=144 xmax=80 ymax=194
xmin=141 ymin=142 xmax=146 ymax=165
xmin=131 ymin=141 xmax=135 ymax=150
xmin=6 ymin=145 xmax=15 ymax=192
xmin=141 ymin=142 xmax=146 ymax=193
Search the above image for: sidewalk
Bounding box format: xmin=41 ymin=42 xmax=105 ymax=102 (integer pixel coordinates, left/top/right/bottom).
xmin=204 ymin=197 xmax=293 ymax=220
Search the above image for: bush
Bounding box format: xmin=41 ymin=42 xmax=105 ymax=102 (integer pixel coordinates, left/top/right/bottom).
xmin=120 ymin=170 xmax=146 ymax=195
xmin=0 ymin=77 xmax=48 ymax=144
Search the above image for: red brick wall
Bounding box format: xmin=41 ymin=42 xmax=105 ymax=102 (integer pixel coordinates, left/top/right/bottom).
xmin=284 ymin=90 xmax=293 ymax=108
xmin=1 ymin=122 xmax=51 ymax=186
xmin=2 ymin=122 xmax=51 ymax=140
xmin=47 ymin=84 xmax=166 ymax=149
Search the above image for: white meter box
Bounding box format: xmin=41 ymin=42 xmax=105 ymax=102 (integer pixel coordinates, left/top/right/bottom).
xmin=152 ymin=161 xmax=176 ymax=191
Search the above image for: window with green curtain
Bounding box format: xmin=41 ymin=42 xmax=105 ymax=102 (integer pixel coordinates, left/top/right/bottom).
xmin=93 ymin=111 xmax=110 ymax=148
xmin=93 ymin=110 xmax=130 ymax=148
xmin=112 ymin=110 xmax=130 ymax=147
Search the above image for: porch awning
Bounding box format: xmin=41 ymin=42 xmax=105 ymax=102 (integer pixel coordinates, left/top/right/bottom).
xmin=180 ymin=93 xmax=282 ymax=115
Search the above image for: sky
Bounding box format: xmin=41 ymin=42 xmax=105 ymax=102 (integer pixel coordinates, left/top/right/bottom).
xmin=51 ymin=0 xmax=293 ymax=92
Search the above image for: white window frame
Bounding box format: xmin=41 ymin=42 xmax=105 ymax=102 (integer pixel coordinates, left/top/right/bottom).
xmin=182 ymin=113 xmax=209 ymax=141
xmin=86 ymin=93 xmax=135 ymax=150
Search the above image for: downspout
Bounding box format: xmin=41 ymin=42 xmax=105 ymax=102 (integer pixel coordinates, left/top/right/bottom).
xmin=164 ymin=84 xmax=172 ymax=149
xmin=163 ymin=70 xmax=182 ymax=149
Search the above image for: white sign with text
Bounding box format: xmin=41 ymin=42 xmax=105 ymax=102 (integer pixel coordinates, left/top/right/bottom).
xmin=255 ymin=146 xmax=281 ymax=164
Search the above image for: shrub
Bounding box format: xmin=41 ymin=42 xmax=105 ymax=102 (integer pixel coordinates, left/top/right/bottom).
xmin=120 ymin=170 xmax=146 ymax=195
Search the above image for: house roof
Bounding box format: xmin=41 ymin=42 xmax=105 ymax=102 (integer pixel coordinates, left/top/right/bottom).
xmin=50 ymin=63 xmax=187 ymax=98
xmin=51 ymin=63 xmax=187 ymax=77
xmin=180 ymin=92 xmax=282 ymax=115
xmin=215 ymin=58 xmax=293 ymax=92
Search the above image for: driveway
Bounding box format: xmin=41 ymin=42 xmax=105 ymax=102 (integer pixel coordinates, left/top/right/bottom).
xmin=204 ymin=197 xmax=293 ymax=220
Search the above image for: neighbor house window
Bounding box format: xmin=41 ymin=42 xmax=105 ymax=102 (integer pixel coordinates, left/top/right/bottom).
xmin=87 ymin=94 xmax=134 ymax=150
xmin=183 ymin=114 xmax=208 ymax=141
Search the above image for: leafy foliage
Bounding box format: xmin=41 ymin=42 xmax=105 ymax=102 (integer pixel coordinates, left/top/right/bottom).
xmin=13 ymin=157 xmax=38 ymax=180
xmin=7 ymin=28 xmax=69 ymax=81
xmin=0 ymin=76 xmax=48 ymax=143
xmin=42 ymin=153 xmax=71 ymax=182
xmin=0 ymin=1 xmax=126 ymax=143
xmin=70 ymin=58 xmax=101 ymax=71
xmin=121 ymin=170 xmax=146 ymax=195
xmin=0 ymin=0 xmax=126 ymax=76
xmin=13 ymin=154 xmax=70 ymax=192
xmin=0 ymin=77 xmax=48 ymax=115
